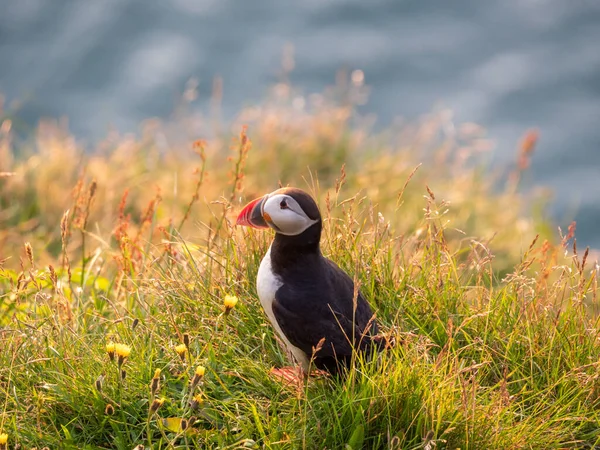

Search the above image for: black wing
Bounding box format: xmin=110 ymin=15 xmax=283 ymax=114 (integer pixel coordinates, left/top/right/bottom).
xmin=271 ymin=257 xmax=379 ymax=371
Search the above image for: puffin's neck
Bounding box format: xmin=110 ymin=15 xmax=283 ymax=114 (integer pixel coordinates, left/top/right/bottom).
xmin=269 ymin=221 xmax=322 ymax=273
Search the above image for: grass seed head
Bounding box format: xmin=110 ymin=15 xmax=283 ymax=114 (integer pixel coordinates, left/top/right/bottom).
xmin=24 ymin=242 xmax=34 ymax=267
xmin=48 ymin=264 xmax=57 ymax=286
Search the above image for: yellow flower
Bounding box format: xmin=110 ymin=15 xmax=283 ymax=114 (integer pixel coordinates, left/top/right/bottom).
xmin=190 ymin=393 xmax=204 ymax=410
xmin=115 ymin=343 xmax=131 ymax=358
xmin=106 ymin=342 xmax=115 ymax=361
xmin=115 ymin=343 xmax=131 ymax=365
xmin=191 ymin=365 xmax=206 ymax=387
xmin=195 ymin=366 xmax=206 ymax=378
xmin=153 ymin=369 xmax=161 ymax=379
xmin=0 ymin=433 xmax=7 ymax=445
xmin=224 ymin=294 xmax=238 ymax=312
xmin=175 ymin=343 xmax=187 ymax=361
xmin=149 ymin=397 xmax=165 ymax=414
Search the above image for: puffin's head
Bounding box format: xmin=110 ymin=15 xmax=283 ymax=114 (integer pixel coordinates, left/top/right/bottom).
xmin=236 ymin=187 xmax=321 ymax=236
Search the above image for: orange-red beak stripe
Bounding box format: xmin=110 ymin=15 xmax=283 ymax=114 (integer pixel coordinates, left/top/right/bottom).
xmin=236 ymin=196 xmax=269 ymax=229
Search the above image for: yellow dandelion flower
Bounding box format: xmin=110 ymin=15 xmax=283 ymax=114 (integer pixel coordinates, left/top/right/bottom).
xmin=224 ymin=294 xmax=238 ymax=312
xmin=175 ymin=343 xmax=187 ymax=362
xmin=0 ymin=433 xmax=7 ymax=445
xmin=106 ymin=342 xmax=115 ymax=361
xmin=153 ymin=369 xmax=161 ymax=379
xmin=115 ymin=343 xmax=131 ymax=366
xmin=190 ymin=393 xmax=204 ymax=410
xmin=191 ymin=365 xmax=206 ymax=387
xmin=115 ymin=343 xmax=131 ymax=357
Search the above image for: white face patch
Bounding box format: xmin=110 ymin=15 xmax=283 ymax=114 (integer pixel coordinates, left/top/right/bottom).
xmin=262 ymin=194 xmax=318 ymax=236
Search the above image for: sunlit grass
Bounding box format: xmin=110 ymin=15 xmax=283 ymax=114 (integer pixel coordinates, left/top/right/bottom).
xmin=0 ymin=80 xmax=599 ymax=449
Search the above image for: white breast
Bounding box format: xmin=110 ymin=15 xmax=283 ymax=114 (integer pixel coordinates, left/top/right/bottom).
xmin=257 ymin=245 xmax=310 ymax=370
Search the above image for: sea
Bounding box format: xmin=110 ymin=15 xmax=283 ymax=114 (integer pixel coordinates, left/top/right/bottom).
xmin=1 ymin=0 xmax=599 ymax=247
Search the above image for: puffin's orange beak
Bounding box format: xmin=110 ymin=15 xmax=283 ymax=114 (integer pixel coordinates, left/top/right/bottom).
xmin=236 ymin=196 xmax=269 ymax=229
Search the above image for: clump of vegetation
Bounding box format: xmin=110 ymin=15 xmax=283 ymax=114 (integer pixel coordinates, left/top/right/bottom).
xmin=0 ymin=77 xmax=598 ymax=449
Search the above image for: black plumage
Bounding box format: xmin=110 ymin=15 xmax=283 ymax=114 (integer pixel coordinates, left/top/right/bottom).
xmin=268 ymin=189 xmax=381 ymax=375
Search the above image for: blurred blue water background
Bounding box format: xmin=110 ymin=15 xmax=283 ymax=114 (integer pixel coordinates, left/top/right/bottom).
xmin=1 ymin=0 xmax=599 ymax=247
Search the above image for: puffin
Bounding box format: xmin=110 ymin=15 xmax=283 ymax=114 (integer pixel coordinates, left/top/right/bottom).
xmin=236 ymin=187 xmax=381 ymax=376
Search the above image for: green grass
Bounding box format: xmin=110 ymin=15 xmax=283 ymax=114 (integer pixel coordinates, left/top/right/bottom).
xmin=1 ymin=82 xmax=599 ymax=449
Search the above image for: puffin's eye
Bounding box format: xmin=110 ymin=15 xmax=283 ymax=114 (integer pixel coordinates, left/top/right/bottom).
xmin=280 ymin=199 xmax=288 ymax=209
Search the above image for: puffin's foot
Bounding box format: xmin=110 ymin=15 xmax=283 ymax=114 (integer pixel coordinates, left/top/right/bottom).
xmin=269 ymin=366 xmax=304 ymax=387
xmin=269 ymin=366 xmax=330 ymax=388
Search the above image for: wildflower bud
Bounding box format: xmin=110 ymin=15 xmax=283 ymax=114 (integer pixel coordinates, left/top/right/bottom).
xmin=115 ymin=343 xmax=131 ymax=367
xmin=0 ymin=433 xmax=8 ymax=450
xmin=149 ymin=398 xmax=165 ymax=414
xmin=131 ymin=318 xmax=139 ymax=331
xmin=121 ymin=369 xmax=127 ymax=380
xmin=188 ymin=416 xmax=196 ymax=428
xmin=180 ymin=418 xmax=188 ymax=431
xmin=105 ymin=403 xmax=115 ymax=416
xmin=95 ymin=375 xmax=104 ymax=393
xmin=175 ymin=344 xmax=187 ymax=362
xmin=89 ymin=180 xmax=97 ymax=199
xmin=183 ymin=333 xmax=190 ymax=348
xmin=190 ymin=393 xmax=203 ymax=410
xmin=191 ymin=365 xmax=206 ymax=387
xmin=151 ymin=370 xmax=161 ymax=396
xmin=106 ymin=342 xmax=115 ymax=361
xmin=223 ymin=295 xmax=238 ymax=314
